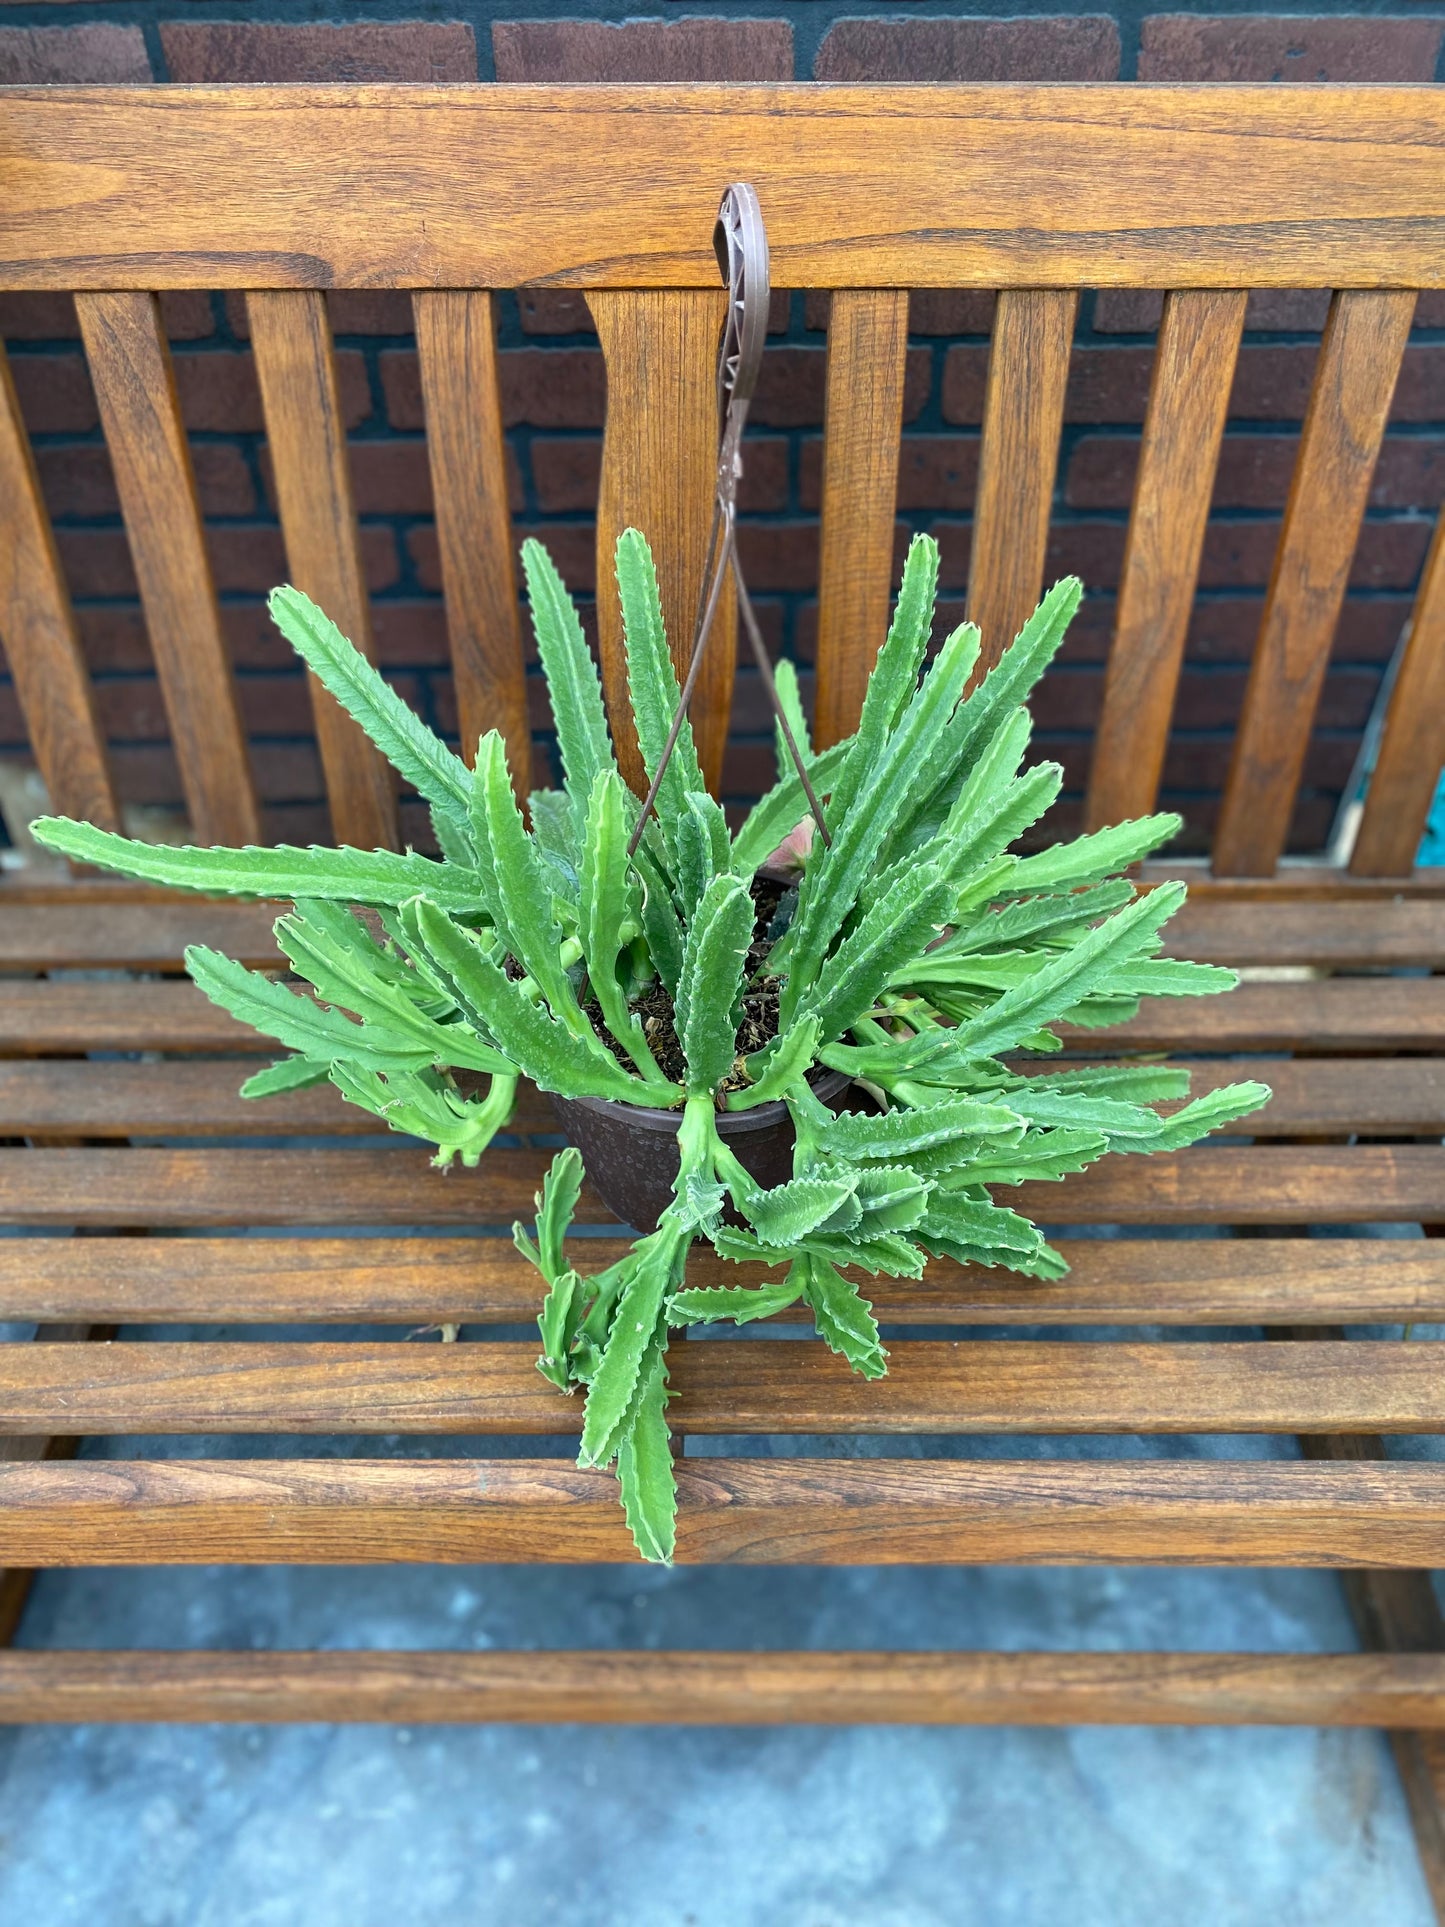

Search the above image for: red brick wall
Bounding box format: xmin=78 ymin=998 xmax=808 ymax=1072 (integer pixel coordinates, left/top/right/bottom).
xmin=1 ymin=12 xmax=1441 ymax=854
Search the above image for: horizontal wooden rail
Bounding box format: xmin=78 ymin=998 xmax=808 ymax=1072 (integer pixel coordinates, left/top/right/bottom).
xmin=6 ymin=978 xmax=1440 ymax=1057
xmin=0 ymin=1061 xmax=557 ymax=1140
xmin=2 ymin=1057 xmax=1439 ymax=1140
xmin=3 ymin=1458 xmax=1444 ymax=1567
xmin=1162 ymin=899 xmax=1445 ymax=969
xmin=0 ymin=901 xmax=284 ymax=972
xmin=1064 ymin=981 xmax=1445 ymax=1054
xmin=9 ymin=867 xmax=1441 ymax=910
xmin=1138 ymin=866 xmax=1445 ymax=901
xmin=3 ymin=86 xmax=1444 ymax=291
xmin=1 ymin=1339 xmax=1442 ymax=1436
xmin=0 ymin=1148 xmax=597 ymax=1225
xmin=3 ymin=893 xmax=1441 ymax=974
xmin=0 ymin=1236 xmax=1441 ymax=1329
xmin=0 ymin=1145 xmax=1440 ymax=1227
xmin=3 ymin=1648 xmax=1445 ymax=1726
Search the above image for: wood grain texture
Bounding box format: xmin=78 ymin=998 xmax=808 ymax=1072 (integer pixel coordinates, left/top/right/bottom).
xmin=0 ymin=1061 xmax=547 ymax=1140
xmin=1086 ymin=290 xmax=1247 ymax=829
xmin=413 ymin=290 xmax=531 ymax=795
xmin=5 ymin=1458 xmax=1445 ymax=1568
xmin=3 ymin=894 xmax=1440 ymax=973
xmin=6 ymin=1647 xmax=1445 ymax=1726
xmin=75 ymin=292 xmax=260 ymax=846
xmin=812 ymin=288 xmax=909 ymax=748
xmin=1214 ymin=289 xmax=1417 ymax=876
xmin=247 ymin=289 xmax=398 ymax=850
xmin=1 ymin=1056 xmax=1439 ymax=1142
xmin=1160 ymin=897 xmax=1445 ymax=968
xmin=967 ymin=288 xmax=1077 ymax=680
xmin=1 ymin=1234 xmax=1442 ymax=1329
xmin=0 ymin=1321 xmax=96 ymax=1646
xmin=0 ymin=340 xmax=118 ymax=830
xmin=587 ymin=288 xmax=732 ymax=794
xmin=1352 ymin=511 xmax=1445 ymax=877
xmin=1296 ymin=1425 xmax=1445 ymax=1909
xmin=2 ymin=1338 xmax=1443 ymax=1436
xmin=1061 ymin=978 xmax=1445 ymax=1053
xmin=3 ymin=88 xmax=1445 ymax=291
xmin=1 ymin=1144 xmax=1443 ymax=1228
xmin=2 ymin=976 xmax=1443 ymax=1057
xmin=0 ymin=1147 xmax=610 ymax=1226
xmin=1139 ymin=862 xmax=1445 ymax=901
xmin=0 ymin=900 xmax=285 ymax=971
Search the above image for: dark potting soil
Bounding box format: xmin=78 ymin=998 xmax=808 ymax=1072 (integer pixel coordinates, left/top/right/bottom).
xmin=581 ymin=874 xmax=795 ymax=1102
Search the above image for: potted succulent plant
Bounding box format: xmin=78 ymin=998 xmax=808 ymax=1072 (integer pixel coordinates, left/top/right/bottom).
xmin=33 ymin=529 xmax=1268 ymax=1562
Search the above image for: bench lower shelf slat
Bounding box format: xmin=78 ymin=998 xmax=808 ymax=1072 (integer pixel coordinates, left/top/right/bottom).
xmin=4 ymin=1458 xmax=1445 ymax=1566
xmin=3 ymin=1339 xmax=1445 ymax=1435
xmin=3 ymin=1648 xmax=1444 ymax=1725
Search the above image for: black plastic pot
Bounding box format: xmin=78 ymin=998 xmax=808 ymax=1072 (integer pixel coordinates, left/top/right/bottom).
xmin=549 ymin=1070 xmax=851 ymax=1234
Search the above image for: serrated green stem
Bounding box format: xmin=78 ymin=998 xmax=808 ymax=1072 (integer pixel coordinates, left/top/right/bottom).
xmin=511 ymin=934 xmax=583 ymax=1005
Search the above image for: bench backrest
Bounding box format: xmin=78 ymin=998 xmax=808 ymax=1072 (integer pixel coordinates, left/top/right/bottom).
xmin=1 ymin=83 xmax=1442 ymax=878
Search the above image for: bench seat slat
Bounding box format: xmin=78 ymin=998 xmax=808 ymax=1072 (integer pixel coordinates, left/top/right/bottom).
xmin=2 ymin=1056 xmax=1438 ymax=1139
xmin=3 ymin=1458 xmax=1444 ymax=1567
xmin=0 ymin=1145 xmax=1439 ymax=1227
xmin=1 ymin=1235 xmax=1439 ymax=1329
xmin=7 ymin=977 xmax=1440 ymax=1055
xmin=1 ymin=1338 xmax=1442 ymax=1436
xmin=6 ymin=896 xmax=1444 ymax=972
xmin=0 ymin=903 xmax=285 ymax=972
xmin=0 ymin=1061 xmax=556 ymax=1138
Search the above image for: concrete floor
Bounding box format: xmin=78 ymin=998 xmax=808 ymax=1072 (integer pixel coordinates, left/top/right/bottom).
xmin=0 ymin=1521 xmax=1438 ymax=1924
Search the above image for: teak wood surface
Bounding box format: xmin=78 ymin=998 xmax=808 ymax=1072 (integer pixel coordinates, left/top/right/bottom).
xmin=3 ymin=87 xmax=1445 ymax=291
xmin=2 ymin=82 xmax=1445 ymax=1805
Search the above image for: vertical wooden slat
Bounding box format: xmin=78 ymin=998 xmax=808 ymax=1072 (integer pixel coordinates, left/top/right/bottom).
xmin=76 ymin=292 xmax=260 ymax=847
xmin=413 ymin=291 xmax=531 ymax=798
xmin=1298 ymin=1428 xmax=1445 ymax=1919
xmin=967 ymin=288 xmax=1078 ymax=681
xmin=813 ymin=290 xmax=910 ymax=749
xmin=587 ymin=289 xmax=731 ymax=797
xmin=1351 ymin=511 xmax=1445 ymax=876
xmin=247 ymin=290 xmax=398 ymax=851
xmin=0 ymin=1323 xmax=94 ymax=1648
xmin=1213 ymin=289 xmax=1416 ymax=877
xmin=1085 ymin=291 xmax=1247 ymax=831
xmin=0 ymin=341 xmax=119 ymax=830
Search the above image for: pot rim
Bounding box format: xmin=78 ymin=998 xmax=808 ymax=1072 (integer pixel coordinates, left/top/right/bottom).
xmin=550 ymin=1067 xmax=851 ymax=1137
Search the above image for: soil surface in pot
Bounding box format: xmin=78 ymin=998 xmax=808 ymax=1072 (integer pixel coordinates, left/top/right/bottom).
xmin=581 ymin=872 xmax=794 ymax=1099
xmin=554 ymin=873 xmax=846 ymax=1231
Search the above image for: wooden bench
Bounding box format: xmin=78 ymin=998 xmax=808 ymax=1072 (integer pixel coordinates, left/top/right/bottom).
xmin=2 ymin=76 xmax=1445 ymax=1893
